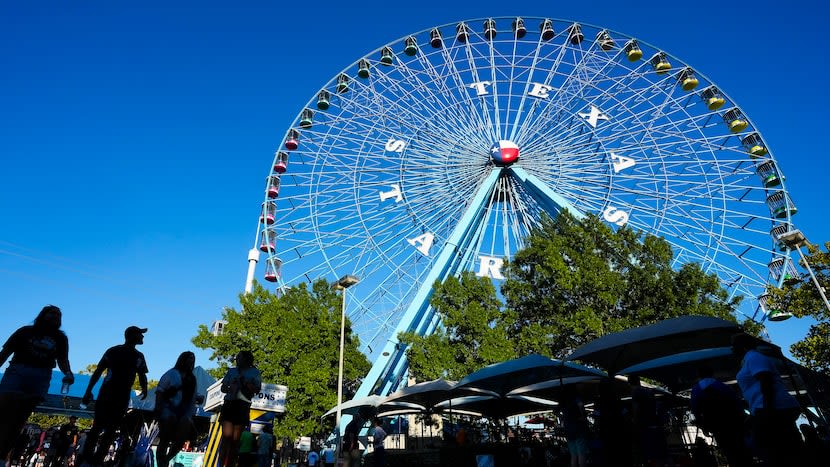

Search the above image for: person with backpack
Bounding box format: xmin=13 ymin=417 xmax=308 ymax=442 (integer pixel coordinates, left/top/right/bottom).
xmin=218 ymin=351 xmax=261 ymax=467
xmin=155 ymin=351 xmax=199 ymax=467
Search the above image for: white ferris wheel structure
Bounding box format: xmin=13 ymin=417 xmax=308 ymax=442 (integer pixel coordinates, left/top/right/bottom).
xmin=242 ymin=17 xmax=802 ymax=398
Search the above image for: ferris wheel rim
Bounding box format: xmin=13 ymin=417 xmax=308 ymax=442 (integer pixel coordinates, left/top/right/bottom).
xmin=256 ymin=16 xmax=798 ymax=356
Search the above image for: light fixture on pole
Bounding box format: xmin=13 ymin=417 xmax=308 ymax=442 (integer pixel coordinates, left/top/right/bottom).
xmin=332 ymin=274 xmax=359 ymax=447
xmin=777 ymin=229 xmax=830 ymax=315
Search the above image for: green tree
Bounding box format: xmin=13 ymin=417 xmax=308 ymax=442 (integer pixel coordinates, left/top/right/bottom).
xmin=27 ymin=413 xmax=93 ymax=430
xmin=192 ymin=280 xmax=371 ymax=440
xmin=504 ymin=213 xmax=743 ymax=357
xmin=399 ymin=272 xmax=516 ymax=381
xmin=401 ymin=212 xmax=749 ymax=381
xmin=767 ymin=241 xmax=830 ymax=373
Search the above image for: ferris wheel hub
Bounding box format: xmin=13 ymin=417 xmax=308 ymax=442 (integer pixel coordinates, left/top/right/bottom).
xmin=490 ymin=140 xmax=520 ymax=166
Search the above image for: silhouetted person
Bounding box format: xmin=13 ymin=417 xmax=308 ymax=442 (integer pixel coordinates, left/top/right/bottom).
xmin=560 ymin=386 xmax=590 ymax=467
xmin=691 ymin=437 xmax=717 ymax=467
xmin=49 ymin=416 xmax=78 ymax=467
xmin=0 ymin=305 xmax=73 ymax=467
xmin=237 ymin=425 xmax=256 ymax=467
xmin=156 ymin=351 xmax=199 ymax=467
xmin=732 ymin=333 xmax=803 ymax=466
xmin=341 ymin=412 xmax=364 ymax=467
xmin=371 ymin=417 xmax=386 ymax=467
xmin=218 ymin=351 xmax=261 ymax=467
xmin=629 ymin=375 xmax=667 ymax=467
xmin=256 ymin=424 xmax=275 ymax=467
xmin=596 ymin=378 xmax=630 ymax=467
xmin=690 ymin=366 xmax=752 ymax=467
xmin=800 ymin=423 xmax=828 ymax=467
xmin=79 ymin=326 xmax=149 ymax=466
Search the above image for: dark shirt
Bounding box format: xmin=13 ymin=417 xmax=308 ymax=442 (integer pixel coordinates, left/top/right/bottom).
xmin=98 ymin=344 xmax=148 ymax=394
xmin=561 ymin=398 xmax=590 ymax=438
xmin=632 ymin=386 xmax=659 ymax=428
xmin=343 ymin=417 xmax=362 ymax=451
xmin=55 ymin=423 xmax=77 ymax=448
xmin=690 ymin=378 xmax=745 ymax=431
xmin=2 ymin=325 xmax=68 ymax=369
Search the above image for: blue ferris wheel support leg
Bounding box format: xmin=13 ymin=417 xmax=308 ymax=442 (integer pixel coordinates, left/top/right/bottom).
xmin=341 ymin=166 xmax=587 ymax=433
xmin=508 ymin=166 xmax=587 ymax=222
xmin=352 ymin=168 xmax=503 ymax=402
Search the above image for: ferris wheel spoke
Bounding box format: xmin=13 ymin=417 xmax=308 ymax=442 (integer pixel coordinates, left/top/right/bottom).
xmin=520 ymin=69 xmax=674 ymax=155
xmin=514 ymin=50 xmax=631 ymax=144
xmin=512 ymin=36 xmax=576 ymax=144
xmin=330 ymin=88 xmax=470 ymax=150
xmin=436 ymin=42 xmax=499 ymax=139
xmin=365 ymin=63 xmax=482 ymax=143
xmin=458 ymin=42 xmax=500 ymax=141
xmin=516 ymin=44 xmax=608 ymax=143
xmin=345 ymin=71 xmax=482 ymax=147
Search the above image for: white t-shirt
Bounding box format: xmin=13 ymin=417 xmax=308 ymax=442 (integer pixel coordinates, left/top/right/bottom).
xmin=736 ymin=349 xmax=798 ymax=414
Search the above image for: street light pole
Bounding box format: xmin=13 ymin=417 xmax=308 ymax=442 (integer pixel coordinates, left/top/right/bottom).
xmin=333 ymin=274 xmax=359 ymax=455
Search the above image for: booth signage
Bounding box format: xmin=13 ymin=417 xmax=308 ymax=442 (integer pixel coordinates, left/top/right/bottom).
xmin=203 ymin=380 xmax=288 ymax=413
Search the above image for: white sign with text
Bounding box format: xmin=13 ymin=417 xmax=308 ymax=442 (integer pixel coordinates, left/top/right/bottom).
xmin=204 ymin=380 xmax=288 ymax=413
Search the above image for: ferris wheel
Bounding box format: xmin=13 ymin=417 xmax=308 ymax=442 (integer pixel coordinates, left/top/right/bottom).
xmin=248 ymin=17 xmax=800 ymax=397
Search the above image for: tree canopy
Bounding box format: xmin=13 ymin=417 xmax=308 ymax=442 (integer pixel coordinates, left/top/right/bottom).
xmin=767 ymin=241 xmax=830 ymax=373
xmin=399 ymin=271 xmax=516 ymax=381
xmin=192 ymin=280 xmax=371 ymax=439
xmin=402 ymin=212 xmax=747 ymax=381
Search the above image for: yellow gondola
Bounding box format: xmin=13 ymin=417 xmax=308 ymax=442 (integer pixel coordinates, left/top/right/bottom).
xmin=677 ymin=68 xmax=699 ymax=91
xmin=624 ymin=40 xmax=643 ymax=61
xmin=700 ymin=86 xmax=726 ymax=110
xmin=650 ymin=52 xmax=671 ymax=74
xmin=742 ymin=133 xmax=767 ymax=157
xmin=723 ymin=108 xmax=748 ymax=133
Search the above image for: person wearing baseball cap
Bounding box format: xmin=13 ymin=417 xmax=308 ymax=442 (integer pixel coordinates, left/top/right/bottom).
xmin=78 ymin=326 xmax=149 ymax=466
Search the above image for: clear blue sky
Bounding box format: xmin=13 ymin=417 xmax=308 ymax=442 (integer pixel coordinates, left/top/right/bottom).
xmin=1 ymin=0 xmax=827 ymax=379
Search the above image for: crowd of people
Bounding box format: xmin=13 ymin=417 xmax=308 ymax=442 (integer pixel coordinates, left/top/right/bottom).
xmin=4 ymin=418 xmax=82 ymax=467
xmin=0 ymin=305 xmax=264 ymax=467
xmin=4 ymin=305 xmax=830 ymax=467
xmin=329 ymin=333 xmax=830 ymax=467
